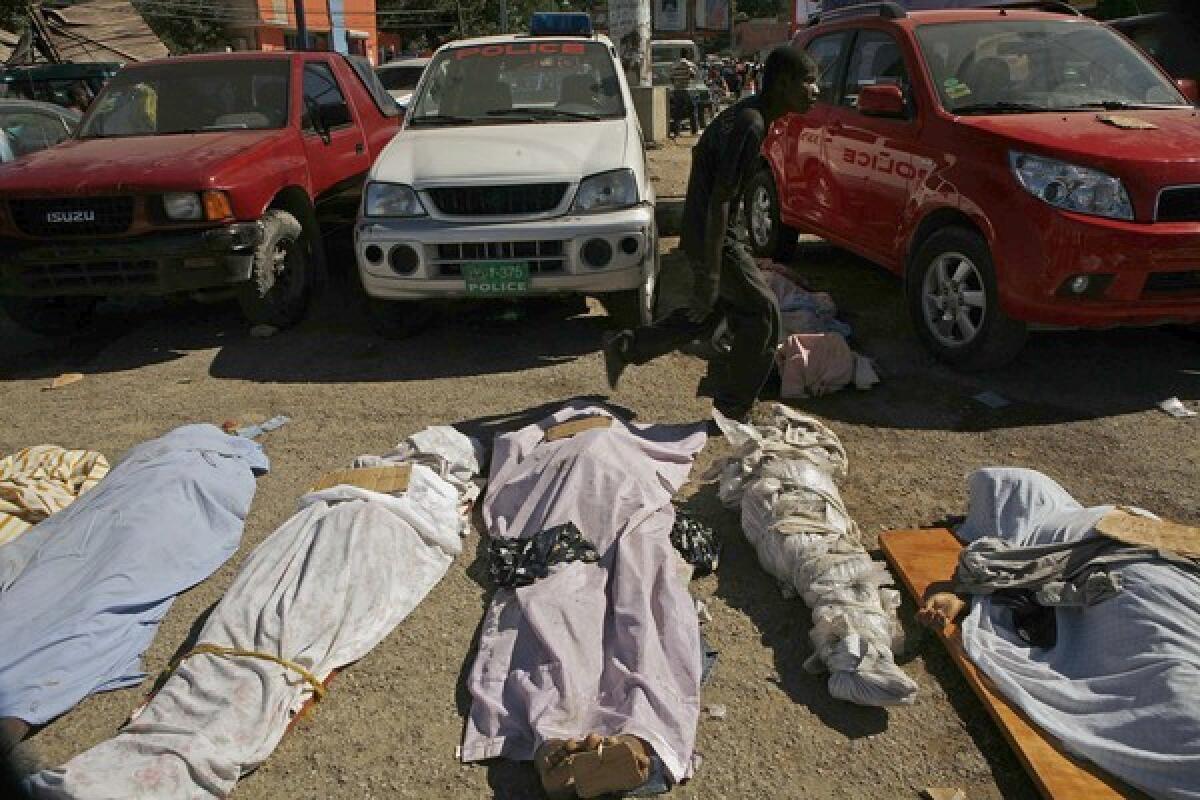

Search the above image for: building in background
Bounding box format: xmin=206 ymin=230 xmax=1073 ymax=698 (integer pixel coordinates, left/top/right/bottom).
xmin=224 ymin=0 xmax=380 ymax=63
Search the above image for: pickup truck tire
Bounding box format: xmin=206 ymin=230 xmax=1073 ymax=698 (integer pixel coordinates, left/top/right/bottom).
xmin=0 ymin=295 xmax=97 ymax=337
xmin=907 ymin=227 xmax=1028 ymax=371
xmin=237 ymin=210 xmax=310 ymax=329
xmin=368 ymin=298 xmax=434 ymax=339
xmin=746 ymin=168 xmax=797 ymax=263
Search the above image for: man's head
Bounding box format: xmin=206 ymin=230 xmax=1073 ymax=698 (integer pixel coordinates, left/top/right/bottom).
xmin=761 ymin=45 xmax=819 ymax=115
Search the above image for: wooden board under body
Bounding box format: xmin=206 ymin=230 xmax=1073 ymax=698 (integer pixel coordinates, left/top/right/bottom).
xmin=879 ymin=528 xmax=1146 ymax=800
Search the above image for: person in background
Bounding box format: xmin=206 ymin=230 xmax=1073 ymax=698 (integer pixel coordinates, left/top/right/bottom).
xmin=602 ymin=46 xmax=820 ymax=424
xmin=668 ymin=54 xmax=700 ymax=137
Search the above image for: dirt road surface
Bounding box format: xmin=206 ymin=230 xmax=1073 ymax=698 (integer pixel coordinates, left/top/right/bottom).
xmin=3 ymin=134 xmax=1198 ymax=799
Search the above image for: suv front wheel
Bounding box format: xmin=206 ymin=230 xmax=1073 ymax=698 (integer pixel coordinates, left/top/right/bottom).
xmin=745 ymin=168 xmax=797 ymax=263
xmin=906 ymin=227 xmax=1027 ymax=371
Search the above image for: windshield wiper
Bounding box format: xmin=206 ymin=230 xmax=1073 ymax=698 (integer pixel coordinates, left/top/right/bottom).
xmin=407 ymin=113 xmax=477 ymax=126
xmin=485 ymin=108 xmax=601 ymax=120
xmin=1074 ymin=100 xmax=1188 ymax=110
xmin=953 ymin=101 xmax=1051 ymax=115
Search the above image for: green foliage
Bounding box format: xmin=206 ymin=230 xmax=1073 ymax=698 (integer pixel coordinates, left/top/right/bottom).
xmin=131 ymin=0 xmax=230 ymax=54
xmin=0 ymin=0 xmax=28 ymax=33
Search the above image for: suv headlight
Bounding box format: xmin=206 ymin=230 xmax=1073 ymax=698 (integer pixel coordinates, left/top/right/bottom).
xmin=572 ymin=169 xmax=638 ymax=213
xmin=1009 ymin=152 xmax=1133 ymax=221
xmin=365 ymin=182 xmax=426 ymax=218
xmin=163 ymin=192 xmax=203 ymax=221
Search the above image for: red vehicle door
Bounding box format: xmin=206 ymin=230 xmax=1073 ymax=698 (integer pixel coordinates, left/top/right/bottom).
xmin=823 ymin=28 xmax=924 ymax=266
xmin=300 ymin=58 xmax=371 ymax=214
xmin=777 ymin=30 xmax=853 ymax=234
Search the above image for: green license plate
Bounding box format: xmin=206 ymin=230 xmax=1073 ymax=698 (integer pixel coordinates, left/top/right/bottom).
xmin=463 ymin=262 xmax=530 ymax=296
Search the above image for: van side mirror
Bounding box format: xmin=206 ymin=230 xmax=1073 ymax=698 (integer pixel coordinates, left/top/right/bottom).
xmin=858 ymin=84 xmax=907 ymax=118
xmin=1176 ymin=78 xmax=1198 ymax=105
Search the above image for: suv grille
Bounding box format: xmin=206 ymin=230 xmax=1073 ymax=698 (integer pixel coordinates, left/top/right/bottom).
xmin=15 ymin=260 xmax=157 ymax=292
xmin=10 ymin=197 xmax=134 ymax=237
xmin=1143 ymin=270 xmax=1200 ymax=295
xmin=426 ymin=184 xmax=568 ymax=216
xmin=432 ymin=240 xmax=565 ymax=278
xmin=1156 ymin=187 xmax=1200 ymax=223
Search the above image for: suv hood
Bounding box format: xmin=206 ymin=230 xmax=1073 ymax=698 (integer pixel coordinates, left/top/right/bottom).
xmin=0 ymin=130 xmax=288 ymax=194
xmin=372 ymin=119 xmax=629 ymax=187
xmin=959 ymin=108 xmax=1200 ymax=176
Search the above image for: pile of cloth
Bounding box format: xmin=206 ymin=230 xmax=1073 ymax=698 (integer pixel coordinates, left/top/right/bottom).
xmin=0 ymin=445 xmax=110 ymax=547
xmin=710 ymin=404 xmax=917 ymax=707
xmin=954 ymin=468 xmax=1200 ymax=800
xmin=0 ymin=425 xmax=268 ymax=735
xmin=759 ymin=262 xmax=879 ymax=399
xmin=461 ymin=405 xmax=708 ymax=797
xmin=26 ymin=426 xmax=483 ymax=799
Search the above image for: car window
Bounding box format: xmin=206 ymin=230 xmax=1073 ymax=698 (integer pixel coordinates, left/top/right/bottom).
xmin=379 ymin=65 xmax=426 ymax=91
xmin=80 ymin=60 xmax=289 ymax=138
xmin=915 ymin=19 xmax=1187 ymax=113
xmin=841 ymin=30 xmax=910 ymax=108
xmin=303 ymin=62 xmax=354 ymax=132
xmin=805 ymin=32 xmax=851 ymax=104
xmin=0 ymin=111 xmax=70 ymax=157
xmin=408 ymin=41 xmax=624 ymax=125
xmin=345 ymin=54 xmax=401 ymax=117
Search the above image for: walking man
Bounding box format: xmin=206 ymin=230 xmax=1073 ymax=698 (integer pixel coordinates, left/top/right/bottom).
xmin=603 ymin=46 xmax=819 ymax=423
xmin=668 ymin=54 xmax=700 ymax=136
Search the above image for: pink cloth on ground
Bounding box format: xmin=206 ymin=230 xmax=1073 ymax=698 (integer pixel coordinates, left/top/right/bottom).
xmin=461 ymin=405 xmax=707 ymax=783
xmin=776 ymin=333 xmax=856 ymax=398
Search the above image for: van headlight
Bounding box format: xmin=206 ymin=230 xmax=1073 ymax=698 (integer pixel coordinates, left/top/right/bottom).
xmin=572 ymin=169 xmax=638 ymax=213
xmin=365 ymin=182 xmax=426 ymax=217
xmin=1009 ymin=152 xmax=1133 ymax=221
xmin=163 ymin=192 xmax=204 ymax=220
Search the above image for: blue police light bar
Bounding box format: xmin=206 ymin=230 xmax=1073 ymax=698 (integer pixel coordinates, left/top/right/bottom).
xmin=529 ymin=12 xmax=593 ymax=36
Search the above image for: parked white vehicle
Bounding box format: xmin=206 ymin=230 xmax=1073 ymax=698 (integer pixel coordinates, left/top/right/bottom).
xmin=355 ymin=14 xmax=658 ymax=337
xmin=375 ymin=57 xmax=430 ymax=108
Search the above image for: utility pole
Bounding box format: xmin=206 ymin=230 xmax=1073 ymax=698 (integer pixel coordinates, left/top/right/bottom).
xmin=456 ymin=0 xmax=467 ymax=37
xmin=500 ymin=0 xmax=508 ymax=33
xmin=294 ymin=0 xmax=309 ymax=50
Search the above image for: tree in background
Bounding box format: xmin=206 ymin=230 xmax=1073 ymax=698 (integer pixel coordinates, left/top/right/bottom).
xmin=131 ymin=0 xmax=230 ymax=53
xmin=1 ymin=0 xmax=28 ymax=33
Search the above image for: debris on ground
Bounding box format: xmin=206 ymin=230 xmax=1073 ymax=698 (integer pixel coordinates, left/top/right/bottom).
xmin=921 ymin=788 xmax=966 ymax=800
xmin=234 ymin=415 xmax=291 ymax=439
xmin=973 ymin=390 xmax=1011 ymax=409
xmin=1158 ymin=397 xmax=1197 ymax=419
xmin=705 ymin=704 xmax=726 ymax=720
xmin=45 ymin=372 xmax=84 ymax=390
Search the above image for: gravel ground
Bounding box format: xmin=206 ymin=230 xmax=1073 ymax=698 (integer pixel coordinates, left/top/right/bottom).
xmin=2 ymin=132 xmax=1198 ymax=799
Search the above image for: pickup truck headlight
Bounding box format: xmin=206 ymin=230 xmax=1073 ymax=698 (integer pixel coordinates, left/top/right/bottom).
xmin=572 ymin=169 xmax=638 ymax=213
xmin=164 ymin=192 xmax=203 ymax=221
xmin=1009 ymin=152 xmax=1133 ymax=221
xmin=365 ymin=182 xmax=426 ymax=218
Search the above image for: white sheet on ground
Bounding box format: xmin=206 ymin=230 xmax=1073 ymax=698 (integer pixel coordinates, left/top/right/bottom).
xmin=958 ymin=468 xmax=1200 ymax=800
xmin=27 ymin=429 xmax=481 ymax=800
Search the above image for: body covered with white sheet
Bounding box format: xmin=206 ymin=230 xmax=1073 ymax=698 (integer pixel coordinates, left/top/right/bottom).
xmin=28 ymin=427 xmax=481 ymax=799
xmin=461 ymin=406 xmax=706 ymax=784
xmin=958 ymin=468 xmax=1200 ymax=800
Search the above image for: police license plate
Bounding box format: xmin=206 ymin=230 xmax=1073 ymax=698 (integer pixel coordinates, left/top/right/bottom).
xmin=463 ymin=262 xmax=530 ymax=295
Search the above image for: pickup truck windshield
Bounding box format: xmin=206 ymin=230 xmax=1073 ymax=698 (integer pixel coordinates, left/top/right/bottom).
xmin=916 ymin=20 xmax=1188 ymax=114
xmin=408 ymin=41 xmax=624 ymax=125
xmin=80 ymin=60 xmax=290 ymax=138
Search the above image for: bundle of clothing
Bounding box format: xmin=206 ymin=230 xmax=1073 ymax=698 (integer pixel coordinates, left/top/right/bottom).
xmin=461 ymin=405 xmax=708 ymax=797
xmin=0 ymin=425 xmax=268 ymax=734
xmin=954 ymin=468 xmax=1200 ymax=800
xmin=26 ymin=426 xmax=483 ymax=799
xmin=0 ymin=445 xmax=110 ymax=547
xmin=710 ymin=404 xmax=916 ymax=707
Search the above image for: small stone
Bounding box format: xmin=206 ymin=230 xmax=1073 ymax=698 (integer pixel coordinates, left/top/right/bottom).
xmin=705 ymin=703 xmax=726 ymax=720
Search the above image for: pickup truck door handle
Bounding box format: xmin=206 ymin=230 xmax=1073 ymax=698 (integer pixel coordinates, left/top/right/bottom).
xmin=354 ymin=142 xmax=364 ymax=154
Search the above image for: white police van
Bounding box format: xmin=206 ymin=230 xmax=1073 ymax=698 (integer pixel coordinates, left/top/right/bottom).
xmin=355 ymin=13 xmax=658 ymax=336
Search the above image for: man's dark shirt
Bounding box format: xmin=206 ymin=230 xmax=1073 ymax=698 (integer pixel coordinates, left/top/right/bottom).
xmin=679 ymin=96 xmax=767 ymax=262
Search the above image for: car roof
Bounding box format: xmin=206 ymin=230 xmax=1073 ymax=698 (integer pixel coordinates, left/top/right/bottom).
xmin=122 ymin=50 xmax=329 ymax=69
xmin=0 ymin=98 xmax=81 ymax=120
xmin=436 ymin=32 xmax=614 ymax=50
xmin=379 ymin=57 xmax=430 ymax=68
xmin=805 ymin=6 xmax=1089 ymax=32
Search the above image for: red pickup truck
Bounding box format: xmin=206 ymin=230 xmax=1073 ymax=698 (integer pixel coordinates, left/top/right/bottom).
xmin=0 ymin=51 xmax=400 ymax=335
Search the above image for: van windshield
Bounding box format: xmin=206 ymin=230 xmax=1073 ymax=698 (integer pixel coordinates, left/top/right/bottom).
xmin=915 ymin=20 xmax=1188 ymax=113
xmin=407 ymin=41 xmax=624 ymax=125
xmin=80 ymin=60 xmax=290 ymax=138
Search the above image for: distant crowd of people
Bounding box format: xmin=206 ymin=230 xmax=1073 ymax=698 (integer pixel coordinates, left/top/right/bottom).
xmin=669 ymin=53 xmax=764 ymax=137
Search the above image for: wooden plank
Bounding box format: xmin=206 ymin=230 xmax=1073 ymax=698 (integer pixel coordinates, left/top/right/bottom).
xmin=311 ymin=464 xmax=411 ymax=494
xmin=545 ymin=416 xmax=612 ymax=442
xmin=880 ymin=528 xmax=1146 ymax=800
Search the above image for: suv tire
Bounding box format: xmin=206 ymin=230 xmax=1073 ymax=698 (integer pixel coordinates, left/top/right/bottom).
xmin=746 ymin=168 xmax=797 ymax=262
xmin=237 ymin=209 xmax=310 ymax=329
xmin=368 ymin=298 xmax=434 ymax=339
xmin=0 ymin=295 xmax=97 ymax=337
xmin=907 ymin=227 xmax=1027 ymax=371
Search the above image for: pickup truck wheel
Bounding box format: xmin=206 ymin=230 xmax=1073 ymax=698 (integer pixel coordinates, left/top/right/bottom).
xmin=237 ymin=209 xmax=310 ymax=329
xmin=907 ymin=227 xmax=1027 ymax=371
xmin=368 ymin=298 xmax=434 ymax=339
xmin=0 ymin=295 xmax=97 ymax=337
xmin=746 ymin=169 xmax=797 ymax=263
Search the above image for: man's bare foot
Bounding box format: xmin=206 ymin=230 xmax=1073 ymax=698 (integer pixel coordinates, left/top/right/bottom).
xmin=918 ymin=592 xmax=967 ymax=632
